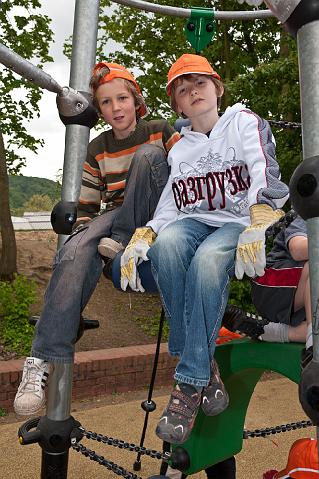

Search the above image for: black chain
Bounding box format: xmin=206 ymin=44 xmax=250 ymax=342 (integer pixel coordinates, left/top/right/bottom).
xmin=267 ymin=119 xmax=301 ymax=130
xmin=78 ymin=427 xmax=171 ymax=462
xmin=243 ymin=419 xmax=313 ymax=439
xmin=72 ymin=442 xmax=143 ymax=479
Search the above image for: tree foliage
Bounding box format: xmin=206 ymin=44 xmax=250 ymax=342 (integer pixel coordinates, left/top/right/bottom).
xmin=0 ymin=1 xmax=53 ymax=280
xmin=0 ymin=0 xmax=53 ymax=172
xmin=9 ymin=175 xmax=61 ymax=215
xmin=97 ymin=0 xmax=301 ymax=186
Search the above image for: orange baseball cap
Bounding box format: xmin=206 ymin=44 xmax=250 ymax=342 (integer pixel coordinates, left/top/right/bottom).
xmin=167 ymin=53 xmax=220 ymax=95
xmin=274 ymin=438 xmax=319 ymax=478
xmin=92 ymin=62 xmax=147 ymax=117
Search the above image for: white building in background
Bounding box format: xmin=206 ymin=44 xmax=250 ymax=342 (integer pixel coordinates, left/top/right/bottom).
xmin=12 ymin=212 xmax=52 ymax=231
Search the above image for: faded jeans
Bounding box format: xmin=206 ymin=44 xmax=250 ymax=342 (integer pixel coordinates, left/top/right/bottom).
xmin=147 ymin=218 xmax=244 ymax=387
xmin=32 ymin=144 xmax=169 ymax=362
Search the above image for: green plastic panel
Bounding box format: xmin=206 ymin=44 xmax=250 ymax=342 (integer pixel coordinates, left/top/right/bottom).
xmin=185 ymin=8 xmax=215 ymax=53
xmin=172 ymin=339 xmax=303 ymax=474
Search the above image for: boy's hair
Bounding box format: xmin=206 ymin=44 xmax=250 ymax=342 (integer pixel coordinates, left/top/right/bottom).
xmin=170 ymin=74 xmax=224 ymax=117
xmin=90 ymin=63 xmax=148 ymax=118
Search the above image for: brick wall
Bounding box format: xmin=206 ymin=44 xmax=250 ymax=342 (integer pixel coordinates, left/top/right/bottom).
xmin=0 ymin=343 xmax=177 ymax=411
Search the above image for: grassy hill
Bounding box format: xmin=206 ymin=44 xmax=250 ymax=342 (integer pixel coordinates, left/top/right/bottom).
xmin=9 ymin=176 xmax=61 ymax=214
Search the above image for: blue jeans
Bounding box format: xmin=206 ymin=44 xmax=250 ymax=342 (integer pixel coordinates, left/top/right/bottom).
xmin=32 ymin=145 xmax=168 ymax=363
xmin=147 ymin=218 xmax=244 ymax=387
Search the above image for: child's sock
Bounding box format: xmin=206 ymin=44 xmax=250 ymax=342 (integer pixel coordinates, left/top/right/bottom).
xmin=306 ymin=323 xmax=313 ymax=350
xmin=259 ymin=322 xmax=289 ymax=343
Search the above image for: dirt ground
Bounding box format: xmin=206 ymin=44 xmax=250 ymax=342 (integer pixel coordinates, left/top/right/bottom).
xmin=5 ymin=230 xmax=162 ymax=355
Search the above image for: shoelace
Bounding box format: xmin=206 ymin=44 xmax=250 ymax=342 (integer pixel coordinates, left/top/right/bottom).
xmin=20 ymin=365 xmax=43 ymax=395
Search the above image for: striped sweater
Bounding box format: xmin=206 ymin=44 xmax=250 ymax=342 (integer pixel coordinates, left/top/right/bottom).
xmin=78 ymin=119 xmax=180 ymax=218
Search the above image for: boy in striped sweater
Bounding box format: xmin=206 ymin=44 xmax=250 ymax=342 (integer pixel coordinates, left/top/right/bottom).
xmin=13 ymin=61 xmax=180 ymax=416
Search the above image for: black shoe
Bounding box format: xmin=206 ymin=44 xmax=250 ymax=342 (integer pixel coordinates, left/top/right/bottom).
xmin=102 ymin=258 xmax=113 ymax=280
xmin=222 ymin=305 xmax=269 ymax=340
xmin=301 ymin=346 xmax=313 ymax=370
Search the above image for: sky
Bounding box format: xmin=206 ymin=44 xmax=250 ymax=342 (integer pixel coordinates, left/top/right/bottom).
xmin=19 ymin=0 xmax=104 ymax=181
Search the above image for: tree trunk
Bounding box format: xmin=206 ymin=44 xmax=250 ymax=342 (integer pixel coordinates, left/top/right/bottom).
xmin=0 ymin=128 xmax=17 ymax=281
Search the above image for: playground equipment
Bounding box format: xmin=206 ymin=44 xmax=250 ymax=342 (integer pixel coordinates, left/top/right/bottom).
xmin=2 ymin=0 xmax=319 ymax=477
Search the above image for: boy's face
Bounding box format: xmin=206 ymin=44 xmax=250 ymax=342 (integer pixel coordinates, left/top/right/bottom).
xmin=174 ymin=74 xmax=219 ymax=121
xmin=95 ymin=78 xmax=138 ymax=139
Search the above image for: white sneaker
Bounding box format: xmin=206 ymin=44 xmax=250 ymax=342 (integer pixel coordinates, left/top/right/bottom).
xmin=98 ymin=237 xmax=124 ymax=259
xmin=14 ymin=357 xmax=52 ymax=416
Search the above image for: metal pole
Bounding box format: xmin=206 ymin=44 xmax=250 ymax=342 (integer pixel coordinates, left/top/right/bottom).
xmin=297 ymin=21 xmax=319 ymax=363
xmin=0 ymin=42 xmax=63 ymax=94
xmin=297 ymin=18 xmax=319 ymax=464
xmin=58 ymin=0 xmax=100 ymax=248
xmin=47 ymin=0 xmax=100 ymax=423
xmin=111 ymin=0 xmax=273 ymax=20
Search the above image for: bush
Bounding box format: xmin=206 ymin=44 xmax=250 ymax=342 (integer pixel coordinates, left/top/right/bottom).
xmin=228 ymin=277 xmax=256 ymax=314
xmin=0 ymin=275 xmax=36 ymax=356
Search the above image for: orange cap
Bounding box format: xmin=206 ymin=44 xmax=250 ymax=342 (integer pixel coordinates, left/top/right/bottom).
xmin=167 ymin=54 xmax=220 ymax=95
xmin=274 ymin=439 xmax=319 ymax=478
xmin=92 ymin=62 xmax=147 ymax=117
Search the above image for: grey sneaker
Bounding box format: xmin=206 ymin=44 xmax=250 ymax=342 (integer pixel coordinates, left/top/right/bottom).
xmin=14 ymin=357 xmax=52 ymax=416
xmin=201 ymin=359 xmax=229 ymax=416
xmin=155 ymin=383 xmax=201 ymax=445
xmin=98 ymin=238 xmax=124 ymax=260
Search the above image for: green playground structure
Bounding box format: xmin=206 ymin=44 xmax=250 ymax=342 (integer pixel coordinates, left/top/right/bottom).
xmin=175 ymin=339 xmax=303 ymax=474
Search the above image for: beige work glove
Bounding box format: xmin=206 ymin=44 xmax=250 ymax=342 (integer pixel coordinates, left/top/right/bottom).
xmin=235 ymin=204 xmax=285 ymax=279
xmin=120 ymin=227 xmax=157 ymax=292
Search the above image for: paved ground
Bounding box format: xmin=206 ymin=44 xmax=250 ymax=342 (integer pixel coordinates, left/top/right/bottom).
xmin=0 ymin=376 xmax=316 ymax=478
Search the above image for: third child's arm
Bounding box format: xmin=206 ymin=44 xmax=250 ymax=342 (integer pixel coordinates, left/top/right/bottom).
xmin=288 ymin=236 xmax=308 ymax=262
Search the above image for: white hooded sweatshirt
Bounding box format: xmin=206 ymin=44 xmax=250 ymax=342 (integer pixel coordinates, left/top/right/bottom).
xmin=147 ymin=103 xmax=289 ymax=234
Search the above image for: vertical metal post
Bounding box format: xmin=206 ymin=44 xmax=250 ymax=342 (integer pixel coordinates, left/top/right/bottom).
xmin=297 ymin=19 xmax=319 ymax=458
xmin=50 ymin=0 xmax=100 ymax=417
xmin=40 ymin=2 xmax=100 ymax=478
xmin=297 ymin=21 xmax=319 ymax=362
xmin=57 ymin=0 xmax=100 ymax=248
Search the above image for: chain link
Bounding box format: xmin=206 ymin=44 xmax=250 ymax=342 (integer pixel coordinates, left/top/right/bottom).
xmin=78 ymin=427 xmax=171 ymax=461
xmin=73 ymin=418 xmax=313 ymax=479
xmin=267 ymin=119 xmax=301 ymax=130
xmin=72 ymin=442 xmax=143 ymax=479
xmin=243 ymin=419 xmax=313 ymax=439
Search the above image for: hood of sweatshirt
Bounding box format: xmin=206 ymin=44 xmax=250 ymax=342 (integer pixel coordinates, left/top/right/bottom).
xmin=179 ymin=103 xmax=247 ymax=140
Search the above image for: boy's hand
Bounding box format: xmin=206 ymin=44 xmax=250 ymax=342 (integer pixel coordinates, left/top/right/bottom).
xmin=120 ymin=227 xmax=157 ymax=292
xmin=235 ymin=204 xmax=284 ymax=279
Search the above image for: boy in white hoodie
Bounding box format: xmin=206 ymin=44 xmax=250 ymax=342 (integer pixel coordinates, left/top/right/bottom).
xmin=120 ymin=53 xmax=289 ymax=445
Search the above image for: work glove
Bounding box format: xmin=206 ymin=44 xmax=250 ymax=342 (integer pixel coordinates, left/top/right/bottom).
xmin=120 ymin=227 xmax=157 ymax=292
xmin=235 ymin=204 xmax=285 ymax=279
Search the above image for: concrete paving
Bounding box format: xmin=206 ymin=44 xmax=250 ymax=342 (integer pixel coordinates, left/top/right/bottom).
xmin=0 ymin=377 xmax=315 ymax=478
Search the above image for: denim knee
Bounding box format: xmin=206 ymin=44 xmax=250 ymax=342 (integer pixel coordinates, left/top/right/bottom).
xmin=148 ymin=225 xmax=182 ymax=264
xmin=135 ymin=144 xmax=169 ymax=189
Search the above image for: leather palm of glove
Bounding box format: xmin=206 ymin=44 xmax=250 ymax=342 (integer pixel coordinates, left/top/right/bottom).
xmin=121 ymin=227 xmax=157 ymax=292
xmin=235 ymin=204 xmax=285 ymax=279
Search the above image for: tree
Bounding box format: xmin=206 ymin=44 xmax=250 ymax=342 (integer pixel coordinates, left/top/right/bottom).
xmin=97 ymin=0 xmax=301 ymax=186
xmin=23 ymin=194 xmax=56 ymax=212
xmin=0 ymin=1 xmax=53 ymax=280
